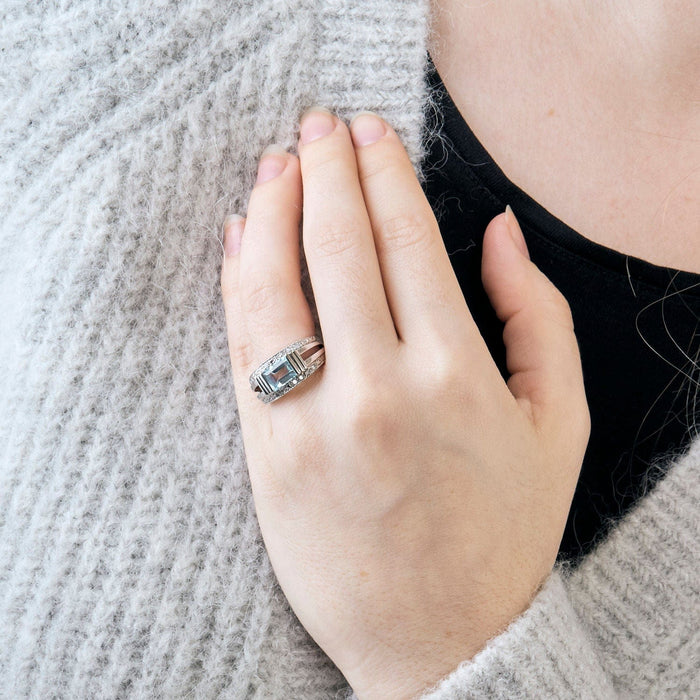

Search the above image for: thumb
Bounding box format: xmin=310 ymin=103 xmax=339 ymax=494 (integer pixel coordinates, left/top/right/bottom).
xmin=480 ymin=206 xmax=590 ymax=441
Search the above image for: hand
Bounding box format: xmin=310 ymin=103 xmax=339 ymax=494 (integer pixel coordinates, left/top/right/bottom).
xmin=219 ymin=107 xmax=590 ymax=699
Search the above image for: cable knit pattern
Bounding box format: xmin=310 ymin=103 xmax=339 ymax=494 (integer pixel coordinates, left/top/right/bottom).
xmin=0 ymin=1 xmax=697 ymax=698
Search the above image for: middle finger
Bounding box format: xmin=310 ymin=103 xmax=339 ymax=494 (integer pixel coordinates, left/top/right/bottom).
xmin=297 ymin=108 xmax=398 ymax=363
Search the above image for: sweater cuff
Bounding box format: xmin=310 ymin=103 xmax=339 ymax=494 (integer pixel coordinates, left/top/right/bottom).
xmin=417 ymin=566 xmax=616 ymax=699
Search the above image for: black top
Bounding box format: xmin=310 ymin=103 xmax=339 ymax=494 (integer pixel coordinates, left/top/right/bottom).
xmin=420 ymin=55 xmax=700 ymax=565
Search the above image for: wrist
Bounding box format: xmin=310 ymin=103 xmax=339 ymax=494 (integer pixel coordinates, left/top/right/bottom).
xmin=345 ymin=592 xmax=542 ymax=699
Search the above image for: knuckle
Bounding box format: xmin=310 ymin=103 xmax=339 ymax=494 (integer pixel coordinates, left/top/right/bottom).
xmin=220 ymin=259 xmax=239 ymax=298
xmin=311 ymin=219 xmax=364 ymax=260
xmin=539 ymin=285 xmax=575 ymax=331
xmin=240 ymin=271 xmax=285 ymax=317
xmin=344 ymin=378 xmax=393 ymax=437
xmin=420 ymin=344 xmax=485 ymax=407
xmin=552 ymin=288 xmax=574 ymax=316
xmin=347 ymin=402 xmax=396 ymax=450
xmin=229 ymin=333 xmax=257 ymax=373
xmin=284 ymin=412 xmax=328 ymax=472
xmin=357 ymin=152 xmax=400 ymax=186
xmin=429 ymin=346 xmax=465 ymax=393
xmin=302 ymin=140 xmax=346 ymax=179
xmin=376 ymin=211 xmax=434 ymax=254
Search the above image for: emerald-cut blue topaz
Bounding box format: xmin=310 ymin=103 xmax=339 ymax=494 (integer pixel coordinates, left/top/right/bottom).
xmin=249 ymin=336 xmax=324 ymax=403
xmin=262 ymin=356 xmax=299 ymax=392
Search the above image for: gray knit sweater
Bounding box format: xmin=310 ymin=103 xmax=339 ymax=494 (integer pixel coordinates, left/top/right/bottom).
xmin=1 ymin=1 xmax=698 ymax=698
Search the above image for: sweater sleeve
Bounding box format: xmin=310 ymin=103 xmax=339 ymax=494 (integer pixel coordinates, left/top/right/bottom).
xmin=414 ymin=435 xmax=700 ymax=700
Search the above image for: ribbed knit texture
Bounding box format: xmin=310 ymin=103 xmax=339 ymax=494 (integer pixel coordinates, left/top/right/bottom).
xmin=0 ymin=1 xmax=697 ymax=698
xmin=419 ymin=438 xmax=700 ymax=699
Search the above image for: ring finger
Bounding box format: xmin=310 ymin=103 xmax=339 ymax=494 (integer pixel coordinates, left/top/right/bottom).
xmin=238 ymin=146 xmax=319 ymax=403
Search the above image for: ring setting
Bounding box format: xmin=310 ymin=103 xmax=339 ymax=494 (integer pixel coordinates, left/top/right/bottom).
xmin=249 ymin=334 xmax=325 ymax=404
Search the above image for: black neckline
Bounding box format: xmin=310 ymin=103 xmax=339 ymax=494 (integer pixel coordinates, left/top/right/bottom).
xmin=424 ymin=54 xmax=700 ymax=299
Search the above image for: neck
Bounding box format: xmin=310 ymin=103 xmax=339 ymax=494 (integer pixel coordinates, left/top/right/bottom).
xmin=429 ymin=0 xmax=700 ymax=113
xmin=571 ymin=1 xmax=699 ymax=108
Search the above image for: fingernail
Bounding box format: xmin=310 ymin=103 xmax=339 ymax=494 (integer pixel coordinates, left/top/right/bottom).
xmin=300 ymin=105 xmax=336 ymax=145
xmin=350 ymin=111 xmax=387 ymax=147
xmin=504 ymin=204 xmax=530 ymax=260
xmin=256 ymin=144 xmax=288 ymax=185
xmin=223 ymin=214 xmax=245 ymax=256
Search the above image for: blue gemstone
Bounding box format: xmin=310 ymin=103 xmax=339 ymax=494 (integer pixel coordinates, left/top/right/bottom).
xmin=263 ymin=357 xmax=298 ymax=392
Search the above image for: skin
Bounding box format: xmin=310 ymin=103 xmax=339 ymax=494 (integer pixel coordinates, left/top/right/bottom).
xmin=429 ymin=0 xmax=700 ymax=273
xmin=219 ymin=3 xmax=698 ymax=695
xmin=220 ymin=109 xmax=590 ymax=698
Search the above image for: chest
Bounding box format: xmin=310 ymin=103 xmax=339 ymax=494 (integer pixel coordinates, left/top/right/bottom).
xmin=428 ymin=11 xmax=700 ymax=274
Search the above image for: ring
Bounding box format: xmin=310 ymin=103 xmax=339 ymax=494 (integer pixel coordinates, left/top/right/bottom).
xmin=249 ymin=334 xmax=325 ymax=404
